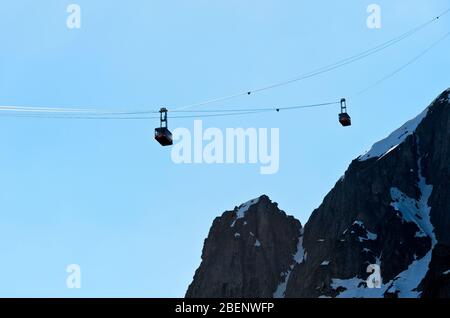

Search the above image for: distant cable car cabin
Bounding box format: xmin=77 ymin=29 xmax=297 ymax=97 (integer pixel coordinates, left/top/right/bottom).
xmin=339 ymin=98 xmax=351 ymax=127
xmin=155 ymin=107 xmax=173 ymax=146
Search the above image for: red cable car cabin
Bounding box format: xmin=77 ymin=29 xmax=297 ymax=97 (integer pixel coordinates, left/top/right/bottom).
xmin=155 ymin=107 xmax=173 ymax=146
xmin=339 ymin=98 xmax=351 ymax=127
xmin=155 ymin=127 xmax=173 ymax=146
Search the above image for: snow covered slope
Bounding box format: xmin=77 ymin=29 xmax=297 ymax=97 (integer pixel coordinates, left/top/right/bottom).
xmin=359 ymin=89 xmax=450 ymax=161
xmin=358 ymin=108 xmax=429 ymax=161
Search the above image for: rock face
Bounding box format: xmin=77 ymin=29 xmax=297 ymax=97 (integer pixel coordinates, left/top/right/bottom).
xmin=186 ymin=195 xmax=302 ymax=298
xmin=186 ymin=88 xmax=450 ymax=298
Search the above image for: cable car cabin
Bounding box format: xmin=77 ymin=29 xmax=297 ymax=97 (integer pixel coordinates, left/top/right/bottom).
xmin=339 ymin=98 xmax=352 ymax=127
xmin=339 ymin=113 xmax=352 ymax=127
xmin=155 ymin=127 xmax=173 ymax=146
xmin=154 ymin=107 xmax=173 ymax=146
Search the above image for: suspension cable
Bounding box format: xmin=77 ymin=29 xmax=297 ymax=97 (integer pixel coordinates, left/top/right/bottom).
xmin=354 ymin=31 xmax=450 ymax=97
xmin=0 ymin=8 xmax=448 ymax=117
xmin=0 ymin=101 xmax=340 ymax=120
xmin=172 ymin=8 xmax=450 ymax=111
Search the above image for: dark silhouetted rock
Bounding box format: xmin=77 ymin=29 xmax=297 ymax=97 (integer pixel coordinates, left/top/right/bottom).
xmin=186 ymin=195 xmax=302 ymax=298
xmin=187 ymin=88 xmax=450 ymax=298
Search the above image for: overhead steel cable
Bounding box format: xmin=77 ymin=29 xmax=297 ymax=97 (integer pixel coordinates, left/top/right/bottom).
xmin=0 ymin=105 xmax=105 ymax=113
xmin=169 ymin=101 xmax=339 ymax=113
xmin=0 ymin=110 xmax=270 ymax=120
xmin=0 ymin=105 xmax=159 ymax=115
xmin=0 ymin=8 xmax=448 ymax=117
xmin=354 ymin=31 xmax=450 ymax=97
xmin=0 ymin=101 xmax=340 ymax=120
xmin=172 ymin=8 xmax=450 ymax=111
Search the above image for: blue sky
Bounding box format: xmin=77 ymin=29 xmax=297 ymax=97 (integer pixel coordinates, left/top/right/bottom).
xmin=0 ymin=0 xmax=449 ymax=297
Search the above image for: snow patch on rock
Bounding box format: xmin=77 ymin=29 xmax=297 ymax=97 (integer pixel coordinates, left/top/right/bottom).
xmin=273 ymin=229 xmax=305 ymax=298
xmin=390 ymin=160 xmax=436 ymax=245
xmin=230 ymin=197 xmax=260 ymax=227
xmin=331 ymin=277 xmax=386 ymax=298
xmin=359 ymin=108 xmax=429 ymax=161
xmin=346 ymin=220 xmax=378 ymax=242
xmin=331 ymin=158 xmax=435 ymax=298
xmin=385 ymin=158 xmax=436 ymax=297
xmin=385 ymin=249 xmax=433 ymax=297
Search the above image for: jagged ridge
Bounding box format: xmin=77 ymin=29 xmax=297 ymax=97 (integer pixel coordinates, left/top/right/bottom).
xmin=187 ymin=88 xmax=450 ymax=298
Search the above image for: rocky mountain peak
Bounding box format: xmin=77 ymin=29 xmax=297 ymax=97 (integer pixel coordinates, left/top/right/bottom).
xmin=187 ymin=88 xmax=450 ymax=298
xmin=186 ymin=195 xmax=302 ymax=298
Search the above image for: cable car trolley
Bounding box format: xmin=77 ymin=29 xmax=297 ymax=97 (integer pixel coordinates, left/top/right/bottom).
xmin=339 ymin=98 xmax=351 ymax=127
xmin=155 ymin=107 xmax=173 ymax=146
